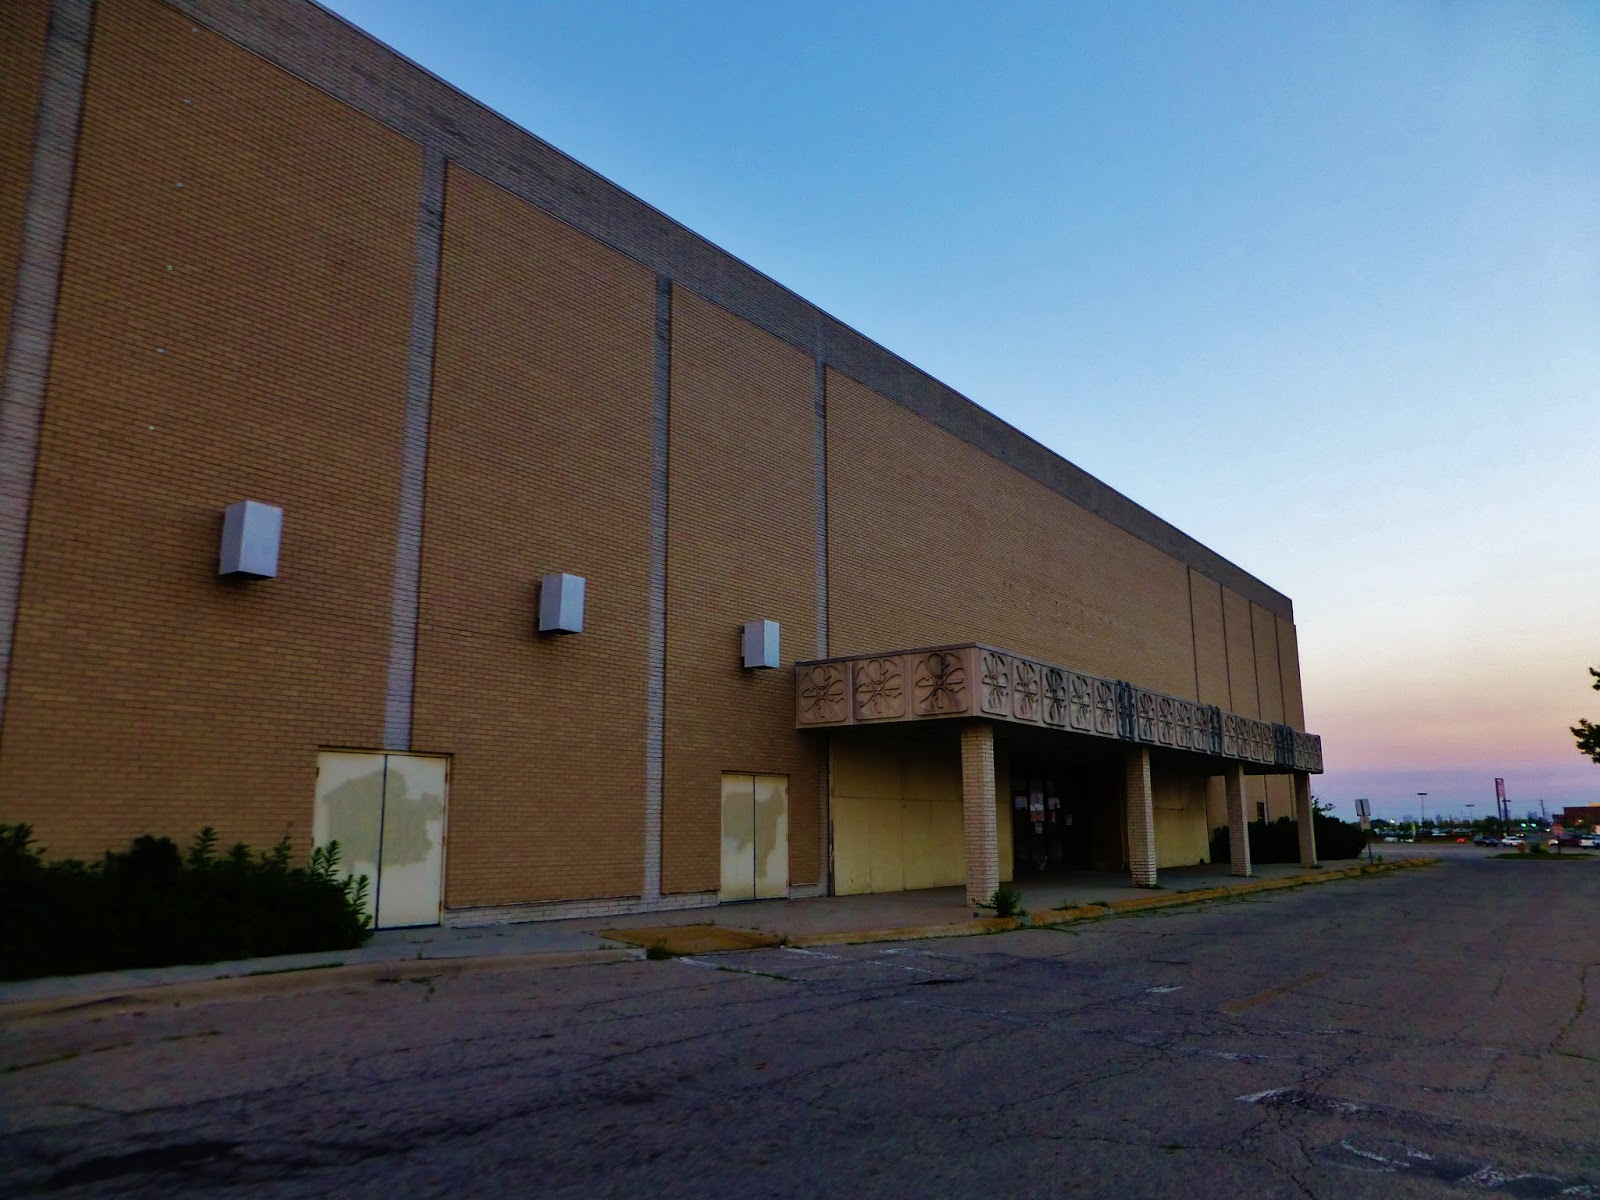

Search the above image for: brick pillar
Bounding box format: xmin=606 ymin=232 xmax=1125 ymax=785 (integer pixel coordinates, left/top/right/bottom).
xmin=1294 ymin=772 xmax=1318 ymax=867
xmin=1125 ymin=747 xmax=1157 ymax=887
xmin=1224 ymin=764 xmax=1252 ymax=877
xmin=960 ymin=722 xmax=1000 ymax=908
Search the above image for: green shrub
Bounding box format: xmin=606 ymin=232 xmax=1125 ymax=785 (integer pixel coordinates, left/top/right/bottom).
xmin=0 ymin=824 xmax=372 ymax=982
xmin=1209 ymin=811 xmax=1367 ymax=866
xmin=987 ymin=885 xmax=1024 ymax=918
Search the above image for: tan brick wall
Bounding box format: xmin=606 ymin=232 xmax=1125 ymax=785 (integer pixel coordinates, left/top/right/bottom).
xmin=414 ymin=165 xmax=656 ymax=907
xmin=0 ymin=0 xmax=420 ymax=858
xmin=827 ymin=371 xmax=1197 ymax=698
xmin=960 ymin=722 xmax=999 ymax=905
xmin=0 ymin=0 xmax=50 ymax=371
xmin=1221 ymin=586 xmax=1259 ymax=718
xmin=1188 ymin=568 xmax=1230 ymax=707
xmin=1124 ymin=747 xmax=1157 ymax=886
xmin=1252 ymin=601 xmax=1284 ymax=722
xmin=1277 ymin=615 xmax=1306 ymax=730
xmin=661 ymin=288 xmax=819 ymax=894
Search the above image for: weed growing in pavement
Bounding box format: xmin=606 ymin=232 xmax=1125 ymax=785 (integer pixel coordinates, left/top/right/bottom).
xmin=644 ymin=940 xmax=675 ymax=961
xmin=987 ymin=886 xmax=1025 ymax=918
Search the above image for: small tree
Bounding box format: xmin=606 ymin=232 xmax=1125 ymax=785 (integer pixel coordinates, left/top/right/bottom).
xmin=1574 ymin=667 xmax=1600 ymax=765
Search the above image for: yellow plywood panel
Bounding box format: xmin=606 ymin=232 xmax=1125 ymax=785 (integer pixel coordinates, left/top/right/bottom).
xmin=901 ymin=800 xmax=935 ymax=891
xmin=720 ymin=774 xmax=756 ymax=902
xmin=1155 ymin=804 xmax=1210 ymax=868
xmin=996 ymin=796 xmax=1014 ymax=883
xmin=869 ymin=797 xmax=905 ymax=893
xmin=831 ymin=736 xmax=903 ymax=800
xmin=903 ymin=739 xmax=960 ymax=802
xmin=753 ymin=774 xmax=789 ymax=900
xmin=833 ymin=794 xmax=872 ymax=896
xmin=931 ymin=800 xmax=965 ymax=887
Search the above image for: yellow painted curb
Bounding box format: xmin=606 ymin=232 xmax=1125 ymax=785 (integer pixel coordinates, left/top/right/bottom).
xmin=1028 ymin=856 xmax=1435 ymax=929
xmin=787 ymin=915 xmax=1020 ymax=948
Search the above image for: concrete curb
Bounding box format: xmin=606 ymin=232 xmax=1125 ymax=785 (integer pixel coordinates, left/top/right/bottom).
xmin=1029 ymin=856 xmax=1437 ymax=928
xmin=782 ymin=857 xmax=1439 ymax=948
xmin=0 ymin=947 xmax=643 ymax=1025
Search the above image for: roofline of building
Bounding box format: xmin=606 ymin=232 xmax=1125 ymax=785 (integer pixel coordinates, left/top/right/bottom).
xmin=160 ymin=0 xmax=1294 ymax=620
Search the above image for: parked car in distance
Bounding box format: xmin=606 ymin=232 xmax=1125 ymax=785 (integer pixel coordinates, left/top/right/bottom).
xmin=1579 ymin=835 xmax=1598 ymax=849
xmin=1474 ymin=835 xmax=1499 ymax=846
xmin=1501 ymin=836 xmax=1526 ymax=848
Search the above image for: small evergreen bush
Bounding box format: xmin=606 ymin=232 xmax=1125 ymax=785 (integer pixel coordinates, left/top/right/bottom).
xmin=0 ymin=824 xmax=372 ymax=982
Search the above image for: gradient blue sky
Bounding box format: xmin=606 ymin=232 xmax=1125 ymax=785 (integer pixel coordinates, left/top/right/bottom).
xmin=323 ymin=0 xmax=1599 ymax=823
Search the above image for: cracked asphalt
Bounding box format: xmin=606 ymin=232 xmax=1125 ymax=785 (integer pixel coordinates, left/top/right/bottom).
xmin=2 ymin=851 xmax=1596 ymax=1198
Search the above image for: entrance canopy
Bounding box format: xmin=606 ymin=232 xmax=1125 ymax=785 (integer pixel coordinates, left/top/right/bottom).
xmin=795 ymin=643 xmax=1322 ymax=775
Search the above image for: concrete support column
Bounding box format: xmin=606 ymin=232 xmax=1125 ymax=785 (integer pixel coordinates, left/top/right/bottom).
xmin=1125 ymin=747 xmax=1158 ymax=888
xmin=960 ymin=722 xmax=1000 ymax=908
xmin=1294 ymin=772 xmax=1318 ymax=867
xmin=1224 ymin=764 xmax=1252 ymax=877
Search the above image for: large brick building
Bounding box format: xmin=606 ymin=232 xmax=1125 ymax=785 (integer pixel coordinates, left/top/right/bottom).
xmin=1 ymin=0 xmax=1323 ymax=927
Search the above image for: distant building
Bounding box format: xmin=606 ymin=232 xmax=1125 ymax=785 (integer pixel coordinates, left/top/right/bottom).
xmin=1556 ymin=806 xmax=1600 ymax=829
xmin=0 ymin=0 xmax=1323 ymax=928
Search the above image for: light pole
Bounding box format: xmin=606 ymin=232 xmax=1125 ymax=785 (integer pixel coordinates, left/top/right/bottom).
xmin=1466 ymin=803 xmax=1474 ymax=832
xmin=1418 ymin=792 xmax=1428 ymax=837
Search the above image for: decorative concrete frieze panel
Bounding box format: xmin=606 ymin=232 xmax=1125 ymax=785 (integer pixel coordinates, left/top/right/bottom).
xmin=793 ymin=642 xmax=1325 ymax=771
xmin=796 ymin=662 xmax=849 ymax=726
xmin=1116 ymin=682 xmax=1136 ymax=740
xmin=1221 ymin=712 xmax=1241 ymax=759
xmin=913 ymin=650 xmax=970 ymax=717
xmin=1134 ymin=687 xmax=1159 ymax=744
xmin=1273 ymin=724 xmax=1295 ymax=768
xmin=1043 ymin=667 xmax=1070 ymax=727
xmin=853 ymin=656 xmax=907 ymax=721
xmin=1252 ymin=720 xmax=1275 ymax=764
xmin=1064 ymin=673 xmax=1091 ymax=732
xmin=978 ymin=649 xmax=1011 ymax=717
xmin=1094 ymin=678 xmax=1118 ymax=737
xmin=1156 ymin=695 xmax=1177 ymax=747
xmin=1010 ymin=658 xmax=1041 ymax=723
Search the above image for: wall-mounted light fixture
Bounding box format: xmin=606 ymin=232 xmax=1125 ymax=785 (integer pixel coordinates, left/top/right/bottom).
xmin=218 ymin=500 xmax=282 ymax=579
xmin=741 ymin=619 xmax=779 ymax=670
xmin=538 ymin=573 xmax=586 ymax=634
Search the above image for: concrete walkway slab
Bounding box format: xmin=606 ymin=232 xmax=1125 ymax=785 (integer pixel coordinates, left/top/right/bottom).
xmin=1 ymin=855 xmax=1436 ymax=1020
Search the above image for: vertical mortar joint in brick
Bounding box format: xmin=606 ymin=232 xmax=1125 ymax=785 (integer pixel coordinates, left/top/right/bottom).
xmin=642 ymin=274 xmax=671 ymax=902
xmin=383 ymin=147 xmax=446 ymax=752
xmin=1125 ymin=747 xmax=1157 ymax=887
xmin=0 ymin=0 xmax=95 ymax=738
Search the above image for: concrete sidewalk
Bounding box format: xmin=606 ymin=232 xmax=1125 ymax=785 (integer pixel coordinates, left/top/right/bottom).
xmin=0 ymin=855 xmax=1435 ymax=1020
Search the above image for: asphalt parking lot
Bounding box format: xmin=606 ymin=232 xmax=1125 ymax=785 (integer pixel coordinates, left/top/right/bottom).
xmin=1 ymin=850 xmax=1596 ymax=1199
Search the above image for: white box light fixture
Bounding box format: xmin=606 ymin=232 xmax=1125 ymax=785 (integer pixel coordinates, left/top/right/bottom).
xmin=218 ymin=500 xmax=282 ymax=579
xmin=741 ymin=619 xmax=780 ymax=670
xmin=539 ymin=573 xmax=586 ymax=634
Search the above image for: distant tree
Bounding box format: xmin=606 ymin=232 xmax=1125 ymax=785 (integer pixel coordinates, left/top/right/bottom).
xmin=1574 ymin=667 xmax=1600 ymax=765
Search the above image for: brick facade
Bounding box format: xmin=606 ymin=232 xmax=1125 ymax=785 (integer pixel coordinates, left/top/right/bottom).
xmin=0 ymin=0 xmax=1319 ymax=918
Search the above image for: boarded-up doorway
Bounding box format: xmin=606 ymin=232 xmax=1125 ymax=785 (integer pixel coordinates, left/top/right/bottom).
xmin=314 ymin=751 xmax=448 ymax=928
xmin=720 ymin=773 xmax=788 ymax=902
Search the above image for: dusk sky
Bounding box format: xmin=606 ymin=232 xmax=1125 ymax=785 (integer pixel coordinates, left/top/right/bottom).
xmin=322 ymin=0 xmax=1598 ymax=823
